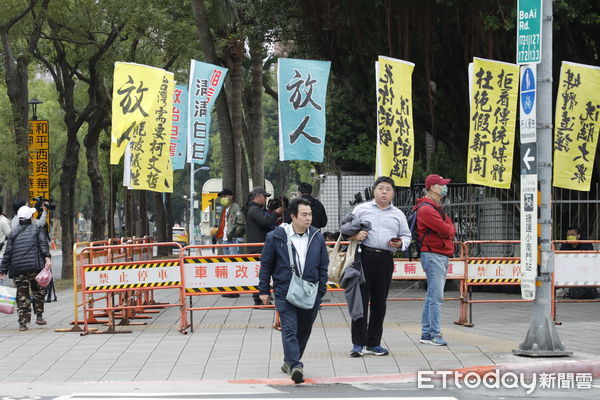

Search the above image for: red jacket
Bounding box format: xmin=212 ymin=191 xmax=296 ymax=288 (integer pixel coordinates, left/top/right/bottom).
xmin=413 ymin=197 xmax=456 ymax=257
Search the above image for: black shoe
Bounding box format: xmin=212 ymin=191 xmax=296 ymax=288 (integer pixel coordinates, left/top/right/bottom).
xmin=221 ymin=293 xmax=240 ymax=298
xmin=291 ymin=366 xmax=304 ymax=384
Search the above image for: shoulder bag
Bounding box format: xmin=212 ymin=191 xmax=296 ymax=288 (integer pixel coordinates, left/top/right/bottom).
xmin=285 ymin=226 xmax=318 ymax=309
xmin=327 ymin=234 xmax=358 ymax=283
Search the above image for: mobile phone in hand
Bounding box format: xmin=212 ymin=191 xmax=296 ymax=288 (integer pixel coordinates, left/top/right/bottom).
xmin=390 ymin=238 xmax=402 ymax=243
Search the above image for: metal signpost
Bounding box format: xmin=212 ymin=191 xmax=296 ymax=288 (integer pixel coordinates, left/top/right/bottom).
xmin=513 ymin=0 xmax=571 ymax=357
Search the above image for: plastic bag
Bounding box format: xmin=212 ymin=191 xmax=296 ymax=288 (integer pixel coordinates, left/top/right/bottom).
xmin=36 ymin=262 xmax=52 ymax=288
xmin=0 ymin=285 xmax=17 ymax=314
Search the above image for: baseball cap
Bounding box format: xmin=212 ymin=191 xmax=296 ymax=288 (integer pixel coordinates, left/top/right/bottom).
xmin=250 ymin=186 xmax=271 ymax=198
xmin=425 ymin=174 xmax=451 ymax=189
xmin=17 ymin=205 xmax=37 ymax=220
xmin=218 ymin=188 xmax=233 ymax=197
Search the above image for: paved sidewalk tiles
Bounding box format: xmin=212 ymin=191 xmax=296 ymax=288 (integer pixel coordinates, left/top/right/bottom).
xmin=0 ymin=287 xmax=598 ymax=384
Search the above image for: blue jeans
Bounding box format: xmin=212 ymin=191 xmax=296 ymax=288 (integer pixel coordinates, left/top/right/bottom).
xmin=421 ymin=252 xmax=448 ymax=338
xmin=222 ymin=237 xmax=243 ymax=255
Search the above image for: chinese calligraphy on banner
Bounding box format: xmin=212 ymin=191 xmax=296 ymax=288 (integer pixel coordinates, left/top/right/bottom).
xmin=278 ymin=58 xmax=331 ymax=162
xmin=171 ymin=84 xmax=188 ymax=170
xmin=111 ymin=63 xmax=174 ymax=192
xmin=111 ymin=63 xmax=165 ymax=164
xmin=131 ymin=71 xmax=174 ymax=192
xmin=27 ymin=120 xmax=50 ymax=205
xmin=553 ymin=62 xmax=600 ymax=191
xmin=187 ymin=60 xmax=228 ymax=165
xmin=375 ymin=56 xmax=415 ymax=187
xmin=467 ymin=58 xmax=519 ymax=189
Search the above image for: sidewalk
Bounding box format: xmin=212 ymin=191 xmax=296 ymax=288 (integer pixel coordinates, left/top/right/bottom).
xmin=0 ymin=285 xmax=598 ymax=385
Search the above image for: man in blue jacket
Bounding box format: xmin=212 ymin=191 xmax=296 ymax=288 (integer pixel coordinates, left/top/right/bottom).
xmin=259 ymin=197 xmax=329 ymax=384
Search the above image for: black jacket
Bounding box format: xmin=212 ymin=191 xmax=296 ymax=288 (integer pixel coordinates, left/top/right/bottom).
xmin=283 ymin=195 xmax=328 ymax=229
xmin=245 ymin=202 xmax=278 ymax=252
xmin=0 ymin=222 xmax=50 ymax=278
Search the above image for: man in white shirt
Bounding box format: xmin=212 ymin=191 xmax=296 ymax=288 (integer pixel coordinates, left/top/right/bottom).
xmin=259 ymin=198 xmax=329 ymax=384
xmin=346 ymin=176 xmax=411 ymax=357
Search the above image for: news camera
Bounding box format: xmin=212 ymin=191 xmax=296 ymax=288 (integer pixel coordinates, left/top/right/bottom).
xmin=32 ymin=196 xmax=56 ymax=211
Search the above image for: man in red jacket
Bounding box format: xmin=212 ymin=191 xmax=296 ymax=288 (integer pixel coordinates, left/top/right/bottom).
xmin=415 ymin=174 xmax=456 ymax=346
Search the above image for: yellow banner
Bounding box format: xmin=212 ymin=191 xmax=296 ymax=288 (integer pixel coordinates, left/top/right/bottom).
xmin=128 ymin=71 xmax=175 ymax=192
xmin=467 ymin=58 xmax=519 ymax=189
xmin=553 ymin=62 xmax=600 ymax=191
xmin=376 ymin=56 xmax=415 ymax=187
xmin=27 ymin=120 xmax=50 ymax=203
xmin=110 ymin=62 xmax=168 ymax=165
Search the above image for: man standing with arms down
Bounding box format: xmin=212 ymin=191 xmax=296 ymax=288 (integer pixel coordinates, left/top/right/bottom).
xmin=216 ymin=189 xmax=245 ymax=255
xmin=416 ymin=174 xmax=456 ymax=346
xmin=259 ymin=197 xmax=329 ymax=384
xmin=245 ymin=186 xmax=282 ymax=305
xmin=345 ymin=176 xmax=411 ymax=357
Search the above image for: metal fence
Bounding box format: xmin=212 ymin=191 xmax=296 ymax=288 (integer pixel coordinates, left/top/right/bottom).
xmin=317 ymin=174 xmax=600 ymax=257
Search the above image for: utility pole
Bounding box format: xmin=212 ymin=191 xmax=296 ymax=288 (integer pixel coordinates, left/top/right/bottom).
xmin=513 ymin=0 xmax=571 ymax=357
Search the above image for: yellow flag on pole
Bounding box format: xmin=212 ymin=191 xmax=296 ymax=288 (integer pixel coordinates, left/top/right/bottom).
xmin=110 ymin=62 xmax=167 ymax=165
xmin=375 ymin=56 xmax=415 ymax=187
xmin=553 ymin=61 xmax=600 ymax=191
xmin=467 ymin=58 xmax=519 ymax=189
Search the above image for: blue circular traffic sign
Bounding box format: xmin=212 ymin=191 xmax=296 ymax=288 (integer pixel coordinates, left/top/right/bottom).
xmin=521 ymin=67 xmax=535 ymax=115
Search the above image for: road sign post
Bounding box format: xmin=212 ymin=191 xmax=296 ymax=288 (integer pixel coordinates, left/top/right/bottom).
xmin=513 ymin=0 xmax=571 ymax=357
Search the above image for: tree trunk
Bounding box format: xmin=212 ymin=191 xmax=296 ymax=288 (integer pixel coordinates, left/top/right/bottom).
xmin=139 ymin=190 xmax=148 ymax=237
xmin=153 ymin=192 xmax=169 ymax=256
xmin=0 ymin=0 xmax=50 ymax=202
xmin=60 ymin=121 xmax=80 ymax=279
xmin=248 ymin=40 xmax=264 ymax=188
xmin=83 ymin=120 xmax=107 ymax=241
xmin=191 ymin=0 xmax=236 ymax=193
xmin=228 ymin=40 xmax=245 ymax=199
xmin=165 ymin=192 xmax=173 ymax=243
xmin=125 ymin=189 xmax=133 ymax=237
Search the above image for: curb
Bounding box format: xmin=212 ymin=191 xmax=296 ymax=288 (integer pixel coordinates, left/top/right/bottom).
xmin=230 ymin=358 xmax=600 ymax=386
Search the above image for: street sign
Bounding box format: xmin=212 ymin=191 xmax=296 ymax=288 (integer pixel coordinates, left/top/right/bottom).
xmin=520 ymin=142 xmax=537 ymax=174
xmin=517 ymin=0 xmax=542 ymax=64
xmin=519 ymin=65 xmax=537 ymax=143
xmin=520 ymin=173 xmax=537 ymax=300
xmin=520 ymin=140 xmax=537 ymax=300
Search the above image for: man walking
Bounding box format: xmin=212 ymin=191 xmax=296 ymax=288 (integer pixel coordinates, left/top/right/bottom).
xmin=0 ymin=206 xmax=51 ymax=331
xmin=343 ymin=176 xmax=411 ymax=357
xmin=216 ymin=189 xmax=245 ymax=255
xmin=416 ymin=174 xmax=456 ymax=346
xmin=259 ymin=198 xmax=329 ymax=384
xmin=284 ymin=183 xmax=327 ymax=229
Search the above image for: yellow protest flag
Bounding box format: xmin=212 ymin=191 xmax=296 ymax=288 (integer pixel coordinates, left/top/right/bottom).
xmin=375 ymin=56 xmax=415 ymax=187
xmin=110 ymin=62 xmax=168 ymax=165
xmin=128 ymin=71 xmax=175 ymax=192
xmin=467 ymin=58 xmax=519 ymax=189
xmin=553 ymin=61 xmax=600 ymax=191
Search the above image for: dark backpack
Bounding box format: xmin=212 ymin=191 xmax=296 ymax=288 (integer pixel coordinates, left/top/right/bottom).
xmin=404 ymin=203 xmax=440 ymax=259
